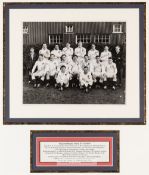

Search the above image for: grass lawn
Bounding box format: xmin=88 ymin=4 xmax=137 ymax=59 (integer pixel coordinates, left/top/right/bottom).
xmin=23 ymin=77 xmax=125 ymax=104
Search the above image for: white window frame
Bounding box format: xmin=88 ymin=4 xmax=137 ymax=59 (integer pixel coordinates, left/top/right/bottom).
xmin=75 ymin=34 xmax=91 ymax=44
xmin=65 ymin=25 xmax=73 ymax=33
xmin=49 ymin=35 xmax=62 ymax=44
xmin=23 ymin=26 xmax=29 ymax=34
xmin=113 ymin=24 xmax=122 ymax=33
xmin=94 ymin=34 xmax=110 ymax=44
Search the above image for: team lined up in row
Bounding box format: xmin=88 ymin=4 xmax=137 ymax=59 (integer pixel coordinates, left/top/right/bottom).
xmin=25 ymin=42 xmax=123 ymax=92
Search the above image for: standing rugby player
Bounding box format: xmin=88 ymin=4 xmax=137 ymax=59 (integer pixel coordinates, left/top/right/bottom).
xmin=100 ymin=46 xmax=112 ymax=66
xmin=74 ymin=41 xmax=86 ymax=64
xmin=62 ymin=43 xmax=73 ymax=64
xmin=51 ymin=44 xmax=62 ymax=65
xmin=88 ymin=44 xmax=99 ymax=64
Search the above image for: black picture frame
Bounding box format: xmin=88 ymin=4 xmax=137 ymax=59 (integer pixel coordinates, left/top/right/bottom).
xmin=3 ymin=2 xmax=146 ymax=125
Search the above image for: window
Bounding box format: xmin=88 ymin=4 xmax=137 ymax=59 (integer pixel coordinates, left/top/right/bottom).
xmin=49 ymin=35 xmax=63 ymax=44
xmin=94 ymin=34 xmax=110 ymax=44
xmin=113 ymin=24 xmax=122 ymax=33
xmin=76 ymin=34 xmax=91 ymax=44
xmin=23 ymin=26 xmax=29 ymax=34
xmin=65 ymin=25 xmax=73 ymax=33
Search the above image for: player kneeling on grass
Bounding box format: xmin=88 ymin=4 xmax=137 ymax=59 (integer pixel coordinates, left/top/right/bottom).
xmin=79 ymin=66 xmax=93 ymax=93
xmin=69 ymin=55 xmax=80 ymax=88
xmin=103 ymin=57 xmax=117 ymax=90
xmin=55 ymin=65 xmax=70 ymax=91
xmin=92 ymin=56 xmax=104 ymax=88
xmin=45 ymin=54 xmax=58 ymax=87
xmin=31 ymin=54 xmax=46 ymax=88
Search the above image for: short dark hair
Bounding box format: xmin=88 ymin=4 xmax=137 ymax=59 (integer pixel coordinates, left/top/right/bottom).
xmin=73 ymin=54 xmax=78 ymax=58
xmin=60 ymin=65 xmax=66 ymax=69
xmin=61 ymin=54 xmax=66 ymax=58
xmin=50 ymin=54 xmax=55 ymax=57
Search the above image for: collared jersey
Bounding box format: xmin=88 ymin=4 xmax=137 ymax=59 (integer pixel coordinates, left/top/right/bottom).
xmin=100 ymin=51 xmax=112 ymax=64
xmin=39 ymin=48 xmax=50 ymax=59
xmin=93 ymin=61 xmax=104 ymax=74
xmin=105 ymin=62 xmax=117 ymax=75
xmin=51 ymin=49 xmax=62 ymax=58
xmin=58 ymin=61 xmax=71 ymax=73
xmin=74 ymin=47 xmax=86 ymax=58
xmin=80 ymin=71 xmax=93 ymax=82
xmin=56 ymin=71 xmax=70 ymax=84
xmin=88 ymin=49 xmax=99 ymax=60
xmin=62 ymin=47 xmax=73 ymax=57
xmin=70 ymin=61 xmax=81 ymax=74
xmin=45 ymin=60 xmax=57 ymax=75
xmin=32 ymin=60 xmax=46 ymax=73
xmin=81 ymin=60 xmax=94 ymax=73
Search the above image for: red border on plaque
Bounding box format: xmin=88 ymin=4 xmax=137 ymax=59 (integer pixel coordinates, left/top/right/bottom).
xmin=36 ymin=137 xmax=113 ymax=167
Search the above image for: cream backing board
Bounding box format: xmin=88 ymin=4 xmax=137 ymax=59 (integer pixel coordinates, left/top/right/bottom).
xmin=9 ymin=8 xmax=139 ymax=118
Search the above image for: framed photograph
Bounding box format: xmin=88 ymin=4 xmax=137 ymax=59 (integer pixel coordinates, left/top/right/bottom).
xmin=30 ymin=130 xmax=119 ymax=172
xmin=3 ymin=2 xmax=146 ymax=124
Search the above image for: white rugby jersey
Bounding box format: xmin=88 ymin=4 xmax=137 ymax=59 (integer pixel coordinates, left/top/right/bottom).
xmin=74 ymin=47 xmax=86 ymax=58
xmin=45 ymin=60 xmax=57 ymax=75
xmin=70 ymin=61 xmax=81 ymax=74
xmin=105 ymin=62 xmax=117 ymax=75
xmin=94 ymin=61 xmax=104 ymax=74
xmin=51 ymin=49 xmax=62 ymax=58
xmin=56 ymin=71 xmax=70 ymax=83
xmin=58 ymin=61 xmax=71 ymax=73
xmin=80 ymin=71 xmax=93 ymax=82
xmin=100 ymin=51 xmax=112 ymax=64
xmin=32 ymin=60 xmax=46 ymax=73
xmin=62 ymin=47 xmax=73 ymax=57
xmin=81 ymin=60 xmax=94 ymax=73
xmin=88 ymin=49 xmax=99 ymax=60
xmin=39 ymin=48 xmax=50 ymax=59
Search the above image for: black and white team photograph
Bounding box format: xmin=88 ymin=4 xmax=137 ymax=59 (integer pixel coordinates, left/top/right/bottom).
xmin=23 ymin=22 xmax=126 ymax=104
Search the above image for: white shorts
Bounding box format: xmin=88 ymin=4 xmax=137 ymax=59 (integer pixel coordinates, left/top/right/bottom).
xmin=32 ymin=70 xmax=45 ymax=80
xmin=80 ymin=79 xmax=93 ymax=87
xmin=56 ymin=77 xmax=69 ymax=85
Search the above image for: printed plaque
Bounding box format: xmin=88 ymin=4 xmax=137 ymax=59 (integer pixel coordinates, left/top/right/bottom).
xmin=31 ymin=130 xmax=119 ymax=172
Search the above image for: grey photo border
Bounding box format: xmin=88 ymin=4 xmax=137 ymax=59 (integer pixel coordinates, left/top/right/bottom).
xmin=3 ymin=2 xmax=146 ymax=125
xmin=30 ymin=130 xmax=120 ymax=173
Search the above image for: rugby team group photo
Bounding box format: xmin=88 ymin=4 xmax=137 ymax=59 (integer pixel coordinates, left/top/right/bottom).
xmin=25 ymin=42 xmax=122 ymax=92
xmin=23 ymin=22 xmax=126 ymax=104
